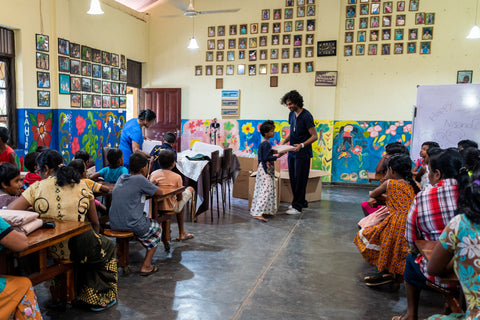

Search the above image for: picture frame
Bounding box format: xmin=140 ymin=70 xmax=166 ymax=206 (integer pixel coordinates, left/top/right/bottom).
xmin=82 ymin=78 xmax=92 ymax=92
xmin=92 ymin=64 xmax=102 ymax=78
xmin=112 ymin=54 xmax=119 ymax=67
xmin=381 ymin=44 xmax=390 ymax=55
xmin=71 ymin=94 xmax=81 ymax=108
xmin=270 ymin=75 xmax=278 ymax=87
xmin=70 ymin=60 xmax=81 ymax=75
xmin=396 ymin=15 xmax=406 ymax=26
xmin=206 ymin=65 xmax=213 ymax=75
xmin=286 ymin=0 xmax=294 ymax=7
xmin=59 ymin=74 xmax=70 ymax=94
xmin=229 ymin=25 xmax=237 ymax=35
xmin=306 ymin=34 xmax=314 ymax=45
xmin=70 ymin=76 xmax=81 ymax=92
xmin=317 ymin=40 xmax=337 ymax=57
xmin=346 ymin=19 xmax=355 ymax=30
xmin=227 ymin=51 xmax=235 ymax=61
xmin=260 ymin=36 xmax=267 ymax=46
xmin=239 ymin=50 xmax=245 ymax=59
xmin=407 ymin=42 xmax=417 ymax=53
xmin=258 ymin=64 xmax=267 ymax=75
xmin=112 ymin=82 xmax=119 ymax=95
xmin=394 ymin=29 xmax=404 ymax=40
xmin=228 ymin=39 xmax=236 ymax=49
xmin=420 ymin=41 xmax=431 ymax=54
xmin=111 ymin=96 xmax=119 ymax=109
xmin=293 ymin=47 xmax=301 ymax=58
xmin=261 ymin=23 xmax=269 ymax=33
xmin=307 ymin=0 xmax=314 ymax=3
xmin=426 ymin=13 xmax=435 ymax=25
xmin=119 ymin=69 xmax=127 ymax=82
xmin=409 ymin=0 xmax=419 ymax=11
xmin=284 ymin=21 xmax=292 ymax=32
xmin=36 ymin=34 xmax=49 ymax=52
xmin=298 ymin=6 xmax=306 ymax=17
xmin=285 ymin=8 xmax=293 ymax=19
xmin=37 ymin=71 xmax=50 ymax=88
xmin=368 ymin=44 xmax=378 ymax=55
xmin=383 ymin=2 xmax=392 ymax=13
xmin=344 ymin=45 xmax=353 ymax=56
xmin=262 ymin=9 xmax=270 ymax=20
xmin=457 ymin=70 xmax=473 ymax=84
xmin=206 ymin=51 xmax=214 ymax=62
xmin=102 ymin=51 xmax=111 ymax=65
xmin=121 ymin=55 xmax=126 ymax=70
xmin=295 ymin=20 xmax=304 ymax=31
xmin=283 ymin=35 xmax=291 ymax=45
xmin=409 ymin=28 xmax=418 ymax=40
xmin=305 ymin=61 xmax=314 ymax=72
xmin=260 ymin=49 xmax=267 ymax=60
xmin=240 ymin=24 xmax=247 ymax=34
xmin=422 ymin=27 xmax=433 ymax=40
xmin=58 ymin=56 xmax=70 ymax=72
xmin=102 ymin=96 xmax=111 ymax=109
xmin=37 ymin=90 xmax=50 ymax=107
xmin=102 ymin=81 xmax=111 ymax=94
xmin=119 ymin=96 xmax=127 ymax=109
xmin=272 ymin=35 xmax=279 ymax=45
xmin=218 ymin=26 xmax=225 ymax=36
xmin=359 ymin=18 xmax=368 ymax=29
xmin=273 ymin=23 xmax=281 ymax=33
xmin=239 ymin=38 xmax=247 ymax=49
xmin=305 ymin=46 xmax=314 ymax=57
xmin=294 ymin=35 xmax=302 ymax=46
xmin=248 ymin=64 xmax=256 ymax=76
xmin=249 ymin=50 xmax=257 ymax=61
xmin=270 ymin=63 xmax=279 ymax=74
xmin=358 ymin=31 xmax=366 ymax=42
xmin=92 ymin=49 xmax=101 ymax=63
xmin=382 ymin=16 xmax=391 ymax=27
xmin=102 ymin=66 xmax=111 ymax=80
xmin=293 ymin=62 xmax=301 ymax=73
xmin=93 ymin=95 xmax=102 ymax=108
xmin=112 ymin=68 xmax=120 ymax=81
xmin=120 ymin=83 xmax=127 ymax=95
xmin=382 ymin=29 xmax=391 ymax=40
xmin=36 ymin=52 xmax=49 ymax=70
xmin=81 ymin=62 xmax=92 ymax=77
xmin=70 ymin=43 xmax=80 ymax=58
xmin=81 ymin=45 xmax=92 ymax=61
xmin=208 ymin=26 xmax=215 ymax=37
xmin=359 ymin=4 xmax=368 ymax=15
xmin=216 ymin=51 xmax=224 ymax=61
xmin=370 ymin=30 xmax=379 ymax=41
xmin=346 ymin=5 xmax=355 ymax=18
xmin=273 ymin=9 xmax=282 ymax=20
xmin=356 ymin=44 xmax=365 ymax=55
xmin=217 ymin=39 xmax=225 ymax=50
xmin=281 ymin=63 xmax=289 ymax=74
xmin=415 ymin=13 xmax=425 ymax=24
xmin=307 ymin=5 xmax=315 ymax=16
xmin=250 ymin=23 xmax=258 ymax=35
xmin=249 ymin=38 xmax=257 ymax=48
xmin=315 ymin=71 xmax=337 ymax=86
xmin=271 ymin=49 xmax=279 ymax=59
xmin=371 ymin=3 xmax=380 ymax=14
xmin=371 ymin=16 xmax=379 ymax=28
xmin=226 ymin=65 xmax=234 ymax=75
xmin=307 ymin=19 xmax=315 ymax=31
xmin=297 ymin=0 xmax=304 ymax=5
xmin=237 ymin=64 xmax=245 ymax=75
xmin=397 ymin=1 xmax=405 ymax=11
xmin=58 ymin=38 xmax=70 ymax=55
xmin=82 ymin=94 xmax=93 ymax=108
xmin=92 ymin=79 xmax=102 ymax=93
xmin=394 ymin=43 xmax=404 ymax=54
xmin=282 ymin=48 xmax=290 ymax=59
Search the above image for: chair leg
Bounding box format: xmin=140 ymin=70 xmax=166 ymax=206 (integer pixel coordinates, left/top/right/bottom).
xmin=210 ymin=185 xmax=214 ymax=222
xmin=215 ymin=183 xmax=220 ymax=218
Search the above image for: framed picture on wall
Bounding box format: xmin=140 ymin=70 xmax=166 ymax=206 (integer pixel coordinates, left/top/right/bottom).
xmin=420 ymin=41 xmax=431 ymax=54
xmin=102 ymin=51 xmax=111 ymax=65
xmin=81 ymin=46 xmax=92 ymax=61
xmin=81 ymin=62 xmax=92 ymax=77
xmin=102 ymin=66 xmax=111 ymax=80
xmin=37 ymin=71 xmax=50 ymax=88
xmin=82 ymin=94 xmax=93 ymax=108
xmin=71 ymin=93 xmax=81 ymax=108
xmin=315 ymin=71 xmax=337 ymax=86
xmin=119 ymin=96 xmax=127 ymax=109
xmin=92 ymin=79 xmax=102 ymax=93
xmin=93 ymin=95 xmax=102 ymax=108
xmin=111 ymin=96 xmax=119 ymax=108
xmin=70 ymin=60 xmax=80 ymax=75
xmin=457 ymin=70 xmax=473 ymax=84
xmin=82 ymin=78 xmax=92 ymax=92
xmin=237 ymin=64 xmax=245 ymax=75
xmin=120 ymin=69 xmax=127 ymax=82
xmin=70 ymin=43 xmax=80 ymax=58
xmin=70 ymin=76 xmax=81 ymax=92
xmin=58 ymin=56 xmax=70 ymax=72
xmin=305 ymin=61 xmax=313 ymax=72
xmin=112 ymin=68 xmax=119 ymax=81
xmin=37 ymin=90 xmax=50 ymax=107
xmin=120 ymin=55 xmax=126 ymax=69
xmin=92 ymin=49 xmax=101 ymax=63
xmin=229 ymin=25 xmax=237 ymax=35
xmin=36 ymin=52 xmax=49 ymax=70
xmin=92 ymin=64 xmax=101 ymax=78
xmin=59 ymin=74 xmax=70 ymax=94
xmin=112 ymin=82 xmax=119 ymax=95
xmin=102 ymin=95 xmax=111 ymax=108
xmin=35 ymin=34 xmax=49 ymax=52
xmin=58 ymin=38 xmax=70 ymax=55
xmin=112 ymin=54 xmax=119 ymax=67
xmin=102 ymin=81 xmax=111 ymax=94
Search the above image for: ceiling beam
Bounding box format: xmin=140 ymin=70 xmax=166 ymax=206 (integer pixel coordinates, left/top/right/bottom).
xmin=101 ymin=0 xmax=150 ymax=23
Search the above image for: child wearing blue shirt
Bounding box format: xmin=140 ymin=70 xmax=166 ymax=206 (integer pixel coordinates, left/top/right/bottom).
xmin=91 ymin=148 xmax=128 ymax=183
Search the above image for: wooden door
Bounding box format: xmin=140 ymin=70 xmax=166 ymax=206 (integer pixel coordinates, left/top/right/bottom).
xmin=140 ymin=88 xmax=182 ymax=150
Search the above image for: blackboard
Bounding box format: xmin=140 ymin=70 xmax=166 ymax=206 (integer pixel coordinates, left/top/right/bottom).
xmin=317 ymin=40 xmax=337 ymax=57
xmin=411 ymin=84 xmax=480 ymax=158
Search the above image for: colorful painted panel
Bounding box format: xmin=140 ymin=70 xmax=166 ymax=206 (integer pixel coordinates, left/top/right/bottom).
xmin=181 ymin=119 xmax=240 ymax=152
xmin=332 ymin=121 xmax=412 ymax=183
xmin=17 ymin=109 xmax=57 ymax=155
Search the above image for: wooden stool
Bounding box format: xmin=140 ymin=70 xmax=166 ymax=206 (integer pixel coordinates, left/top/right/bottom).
xmin=103 ymin=229 xmax=134 ymax=275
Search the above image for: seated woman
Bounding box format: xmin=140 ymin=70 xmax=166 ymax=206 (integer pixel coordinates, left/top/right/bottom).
xmin=426 ymin=175 xmax=480 ymax=320
xmin=8 ymin=149 xmax=118 ymax=312
xmin=0 ymin=216 xmax=43 ymax=319
xmin=354 ymin=154 xmax=420 ymax=286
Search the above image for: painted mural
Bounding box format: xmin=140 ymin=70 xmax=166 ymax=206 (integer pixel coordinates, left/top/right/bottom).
xmin=181 ymin=119 xmax=241 ymax=151
xmin=332 ymin=120 xmax=412 ymax=183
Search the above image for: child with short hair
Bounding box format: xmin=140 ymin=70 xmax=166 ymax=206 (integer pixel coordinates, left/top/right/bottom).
xmin=23 ymin=152 xmax=41 ymax=189
xmin=149 ymin=150 xmax=194 ymax=240
xmin=458 ymin=139 xmax=478 ymax=150
xmin=91 ymin=148 xmax=128 ymax=183
xmin=109 ymin=153 xmax=164 ymax=276
xmin=0 ymin=163 xmax=22 ymax=208
xmin=150 ymin=132 xmax=177 ymax=172
xmin=0 ymin=127 xmax=16 ymax=166
xmin=250 ymin=120 xmax=285 ymax=222
xmin=412 ymin=141 xmax=439 ymax=173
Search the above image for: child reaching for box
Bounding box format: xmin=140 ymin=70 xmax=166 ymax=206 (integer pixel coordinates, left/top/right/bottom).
xmin=250 ymin=120 xmax=285 ymax=222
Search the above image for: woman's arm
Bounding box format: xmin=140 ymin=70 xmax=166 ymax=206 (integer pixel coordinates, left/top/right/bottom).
xmin=0 ymin=229 xmax=29 ymax=252
xmin=369 ymin=180 xmax=388 ymax=199
xmin=7 ymin=196 xmax=31 ymax=210
xmin=375 ymin=155 xmax=388 ymax=173
xmin=9 ymin=153 xmax=17 ymax=167
xmin=427 ymin=242 xmax=454 ymax=276
xmin=87 ymin=199 xmax=100 ymax=234
xmin=132 ymin=141 xmax=151 ymax=158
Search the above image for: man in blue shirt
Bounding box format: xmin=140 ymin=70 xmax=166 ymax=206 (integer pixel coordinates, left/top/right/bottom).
xmin=280 ymin=90 xmax=318 ymax=214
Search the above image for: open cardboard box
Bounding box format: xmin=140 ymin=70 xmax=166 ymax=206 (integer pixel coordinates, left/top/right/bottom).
xmin=279 ymin=169 xmax=330 ymax=203
xmin=248 ymin=170 xmax=281 ymax=211
xmin=232 ymin=157 xmax=258 ymax=199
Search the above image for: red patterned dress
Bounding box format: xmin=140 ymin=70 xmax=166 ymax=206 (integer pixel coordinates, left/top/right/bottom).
xmin=353 ymin=179 xmax=416 ymax=275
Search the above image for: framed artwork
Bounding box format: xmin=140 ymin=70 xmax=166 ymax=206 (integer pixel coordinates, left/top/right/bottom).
xmin=36 ymin=52 xmax=49 ymax=70
xmin=382 ymin=29 xmax=391 ymax=40
xmin=422 ymin=27 xmax=433 ymax=40
xmin=259 ymin=49 xmax=267 ymax=60
xmin=307 ymin=5 xmax=315 ymax=16
xmin=58 ymin=56 xmax=70 ymax=72
xmin=294 ymin=35 xmax=302 ymax=46
xmin=37 ymin=90 xmax=50 ymax=107
xmin=368 ymin=44 xmax=378 ymax=55
xmin=273 ymin=23 xmax=281 ymax=33
xmin=226 ymin=65 xmax=234 ymax=75
xmin=70 ymin=43 xmax=80 ymax=58
xmin=81 ymin=62 xmax=92 ymax=77
xmin=102 ymin=66 xmax=111 ymax=79
xmin=59 ymin=74 xmax=70 ymax=94
xmin=307 ymin=0 xmax=314 ymax=3
xmin=70 ymin=60 xmax=80 ymax=75
xmin=285 ymin=8 xmax=293 ymax=19
xmin=121 ymin=55 xmax=126 ymax=69
xmin=360 ymin=4 xmax=368 ymax=15
xmin=346 ymin=6 xmax=355 ymax=18
xmin=359 ymin=18 xmax=368 ymax=29
xmin=217 ymin=39 xmax=225 ymax=50
xmin=70 ymin=76 xmax=81 ymax=92
xmin=248 ymin=64 xmax=256 ymax=76
xmin=409 ymin=0 xmax=419 ymax=11
xmin=408 ymin=28 xmax=418 ymax=40
xmin=305 ymin=61 xmax=313 ymax=72
xmin=239 ymin=38 xmax=247 ymax=49
xmin=284 ymin=21 xmax=292 ymax=32
xmin=383 ymin=16 xmax=391 ymax=27
xmin=394 ymin=29 xmax=404 ymax=40
xmin=371 ymin=16 xmax=379 ymax=28
xmin=71 ymin=94 xmax=81 ymax=108
xmin=93 ymin=95 xmax=102 ymax=108
xmin=286 ymin=0 xmax=294 ymax=6
xmin=120 ymin=83 xmax=127 ymax=95
xmin=261 ymin=23 xmax=269 ymax=33
xmin=112 ymin=54 xmax=119 ymax=67
xmin=396 ymin=15 xmax=406 ymax=26
xmin=298 ymin=6 xmax=306 ymax=17
xmin=282 ymin=48 xmax=290 ymax=59
xmin=208 ymin=39 xmax=215 ymax=50
xmin=420 ymin=41 xmax=431 ymax=54
xmin=381 ymin=44 xmax=390 ymax=55
xmin=260 ymin=36 xmax=267 ymax=46
xmin=205 ymin=65 xmax=213 ymax=75
xmin=270 ymin=63 xmax=279 ymax=74
xmin=258 ymin=64 xmax=267 ymax=75
xmin=82 ymin=94 xmax=92 ymax=108
xmin=293 ymin=62 xmax=301 ymax=73
xmin=394 ymin=43 xmax=404 ymax=54
xmin=262 ymin=9 xmax=270 ymax=20
xmin=218 ymin=26 xmax=225 ymax=36
xmin=356 ymin=44 xmax=365 ymax=55
xmin=36 ymin=34 xmax=49 ymax=52
xmin=82 ymin=78 xmax=92 ymax=92
xmin=208 ymin=26 xmax=215 ymax=37
xmin=281 ymin=63 xmax=289 ymax=74
xmin=102 ymin=96 xmax=111 ymax=108
xmin=457 ymin=70 xmax=473 ymax=84
xmin=426 ymin=13 xmax=435 ymax=25
xmin=370 ymin=30 xmax=379 ymax=41
xmin=91 ymin=49 xmax=101 ymax=64
xmin=240 ymin=24 xmax=247 ymax=34
xmin=397 ymin=1 xmax=405 ymax=11
xmin=229 ymin=25 xmax=237 ymax=35
xmin=384 ymin=2 xmax=392 ymax=13
xmin=227 ymin=51 xmax=235 ymax=61
xmin=92 ymin=64 xmax=101 ymax=78
xmin=407 ymin=42 xmax=417 ymax=53
xmin=237 ymin=64 xmax=245 ymax=75
xmin=102 ymin=51 xmax=111 ymax=65
xmin=102 ymin=81 xmax=111 ymax=94
xmin=228 ymin=39 xmax=236 ymax=49
xmin=346 ymin=19 xmax=355 ymax=30
xmin=358 ymin=31 xmax=366 ymax=42
xmin=295 ymin=20 xmax=304 ymax=31
xmin=239 ymin=50 xmax=245 ymax=59
xmin=216 ymin=51 xmax=224 ymax=61
xmin=119 ymin=96 xmax=126 ymax=109
xmin=305 ymin=46 xmax=314 ymax=57
xmin=348 ymin=0 xmax=356 ymax=2
xmin=371 ymin=3 xmax=380 ymax=14
xmin=305 ymin=34 xmax=314 ymax=46
xmin=315 ymin=71 xmax=337 ymax=86
xmin=317 ymin=40 xmax=336 ymax=57
xmin=111 ymin=96 xmax=119 ymax=109
xmin=283 ymin=35 xmax=291 ymax=45
xmin=120 ymin=69 xmax=127 ymax=82
xmin=58 ymin=38 xmax=70 ymax=55
xmin=293 ymin=47 xmax=301 ymax=58
xmin=249 ymin=38 xmax=257 ymax=48
xmin=345 ymin=32 xmax=353 ymax=43
xmin=81 ymin=46 xmax=92 ymax=61
xmin=416 ymin=13 xmax=425 ymax=24
xmin=92 ymin=79 xmax=102 ymax=93
xmin=344 ymin=45 xmax=353 ymax=56
xmin=297 ymin=0 xmax=304 ymax=4
xmin=273 ymin=9 xmax=282 ymax=20
xmin=37 ymin=71 xmax=50 ymax=88
xmin=307 ymin=19 xmax=315 ymax=31
xmin=111 ymin=82 xmax=119 ymax=95
xmin=272 ymin=35 xmax=279 ymax=45
xmin=206 ymin=51 xmax=214 ymax=61
xmin=271 ymin=49 xmax=279 ymax=59
xmin=249 ymin=50 xmax=257 ymax=61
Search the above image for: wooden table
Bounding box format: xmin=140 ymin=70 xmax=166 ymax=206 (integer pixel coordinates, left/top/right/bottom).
xmin=0 ymin=219 xmax=91 ymax=302
xmin=367 ymin=172 xmax=385 ymax=182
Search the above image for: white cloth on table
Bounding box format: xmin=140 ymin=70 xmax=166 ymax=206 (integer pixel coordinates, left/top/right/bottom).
xmin=176 ymin=150 xmax=209 ymax=182
xmin=191 ymin=141 xmax=224 ymax=157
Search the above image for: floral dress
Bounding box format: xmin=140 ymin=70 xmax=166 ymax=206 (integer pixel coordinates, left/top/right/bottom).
xmin=354 ymin=179 xmax=416 ymax=275
xmin=428 ymin=214 xmax=480 ymax=320
xmin=250 ymin=140 xmax=277 ymax=217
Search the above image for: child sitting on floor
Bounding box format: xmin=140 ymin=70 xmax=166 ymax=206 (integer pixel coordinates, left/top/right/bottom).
xmin=0 ymin=163 xmax=22 ymax=208
xmin=0 ymin=127 xmax=16 ymax=167
xmin=109 ymin=153 xmax=164 ymax=276
xmin=23 ymin=152 xmax=41 ymax=189
xmin=250 ymin=120 xmax=285 ymax=222
xmin=149 ymin=150 xmax=194 ymax=241
xmin=91 ymin=148 xmax=128 ymax=183
xmin=150 ymin=132 xmax=177 ymax=172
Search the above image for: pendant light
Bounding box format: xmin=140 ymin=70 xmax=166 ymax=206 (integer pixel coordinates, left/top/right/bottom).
xmin=187 ymin=18 xmax=199 ymax=49
xmin=467 ymin=0 xmax=480 ymax=39
xmin=87 ymin=0 xmax=104 ymax=15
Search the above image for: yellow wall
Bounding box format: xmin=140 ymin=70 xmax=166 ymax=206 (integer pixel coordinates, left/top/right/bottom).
xmin=0 ymin=0 xmax=147 ymax=109
xmin=144 ymin=0 xmax=480 ymax=121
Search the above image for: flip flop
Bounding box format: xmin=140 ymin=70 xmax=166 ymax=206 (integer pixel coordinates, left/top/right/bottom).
xmin=140 ymin=265 xmax=159 ymax=277
xmin=90 ymin=299 xmax=117 ymax=312
xmin=176 ymin=233 xmax=194 ymax=241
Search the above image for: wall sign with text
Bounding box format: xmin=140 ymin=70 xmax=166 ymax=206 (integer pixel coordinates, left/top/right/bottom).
xmin=221 ymin=90 xmax=241 ymax=117
xmin=317 ymin=40 xmax=337 ymax=57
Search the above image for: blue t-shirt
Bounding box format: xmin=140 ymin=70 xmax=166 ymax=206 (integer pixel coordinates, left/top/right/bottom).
xmin=119 ymin=118 xmax=144 ymax=167
xmin=0 ymin=216 xmax=13 ymax=293
xmin=150 ymin=143 xmax=177 ymax=172
xmin=288 ymin=108 xmax=315 ymax=159
xmin=98 ymin=166 xmax=129 ymax=183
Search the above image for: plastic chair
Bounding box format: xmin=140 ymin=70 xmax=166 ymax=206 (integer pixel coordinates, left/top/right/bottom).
xmin=102 ymin=147 xmax=111 ymax=167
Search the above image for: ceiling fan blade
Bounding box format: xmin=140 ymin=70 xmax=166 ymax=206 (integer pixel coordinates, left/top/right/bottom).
xmin=169 ymin=0 xmax=188 ymax=12
xmin=198 ymin=9 xmax=240 ymax=15
xmin=158 ymin=13 xmax=185 ymax=18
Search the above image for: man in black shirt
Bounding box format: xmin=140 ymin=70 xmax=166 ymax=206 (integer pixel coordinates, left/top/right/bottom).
xmin=280 ymin=90 xmax=318 ymax=214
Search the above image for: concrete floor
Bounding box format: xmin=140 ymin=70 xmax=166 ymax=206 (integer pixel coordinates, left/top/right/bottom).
xmin=36 ymin=185 xmax=445 ymax=320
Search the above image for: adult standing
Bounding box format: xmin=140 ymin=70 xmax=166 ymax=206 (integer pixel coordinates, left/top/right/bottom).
xmin=119 ymin=109 xmax=156 ymax=168
xmin=281 ymin=90 xmax=318 ymax=214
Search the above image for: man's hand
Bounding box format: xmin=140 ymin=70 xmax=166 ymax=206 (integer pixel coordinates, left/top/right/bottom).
xmin=292 ymin=144 xmax=302 ymax=152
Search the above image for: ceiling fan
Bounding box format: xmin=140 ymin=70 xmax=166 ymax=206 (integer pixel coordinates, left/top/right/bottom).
xmin=171 ymin=0 xmax=240 ymax=17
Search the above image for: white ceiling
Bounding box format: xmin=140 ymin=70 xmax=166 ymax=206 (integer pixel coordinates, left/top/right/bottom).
xmin=114 ymin=0 xmax=161 ymax=12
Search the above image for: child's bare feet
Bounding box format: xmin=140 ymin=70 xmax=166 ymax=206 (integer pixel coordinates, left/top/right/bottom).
xmin=254 ymin=216 xmax=268 ymax=222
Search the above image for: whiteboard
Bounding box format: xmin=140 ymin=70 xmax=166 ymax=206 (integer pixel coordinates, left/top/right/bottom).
xmin=411 ymin=84 xmax=480 ymax=158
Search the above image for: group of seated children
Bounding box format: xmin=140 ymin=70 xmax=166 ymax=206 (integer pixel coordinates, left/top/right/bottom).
xmin=354 ymin=139 xmax=480 ymax=320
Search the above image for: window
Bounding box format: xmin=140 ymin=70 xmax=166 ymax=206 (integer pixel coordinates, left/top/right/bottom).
xmin=0 ymin=27 xmax=16 ymax=147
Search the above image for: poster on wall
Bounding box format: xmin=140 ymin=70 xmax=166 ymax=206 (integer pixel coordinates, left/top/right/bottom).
xmin=317 ymin=40 xmax=336 ymax=57
xmin=315 ymin=71 xmax=338 ymax=86
xmin=221 ymin=90 xmax=240 ymax=117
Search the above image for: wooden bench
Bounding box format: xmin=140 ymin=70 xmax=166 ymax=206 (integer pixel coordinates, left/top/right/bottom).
xmin=103 ymin=229 xmax=134 ymax=275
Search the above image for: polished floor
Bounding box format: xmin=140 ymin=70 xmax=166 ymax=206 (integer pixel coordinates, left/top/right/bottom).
xmin=36 ymin=185 xmax=445 ymax=320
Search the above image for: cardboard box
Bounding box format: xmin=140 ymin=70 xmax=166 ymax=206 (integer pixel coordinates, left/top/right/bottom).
xmin=279 ymin=169 xmax=330 ymax=203
xmin=248 ymin=171 xmax=281 ymax=211
xmin=233 ymin=157 xmax=258 ymax=199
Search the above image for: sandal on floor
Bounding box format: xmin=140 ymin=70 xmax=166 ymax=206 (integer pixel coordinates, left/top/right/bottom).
xmin=90 ymin=299 xmax=117 ymax=312
xmin=176 ymin=233 xmax=194 ymax=241
xmin=364 ymin=272 xmax=394 ymax=282
xmin=140 ymin=265 xmax=159 ymax=277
